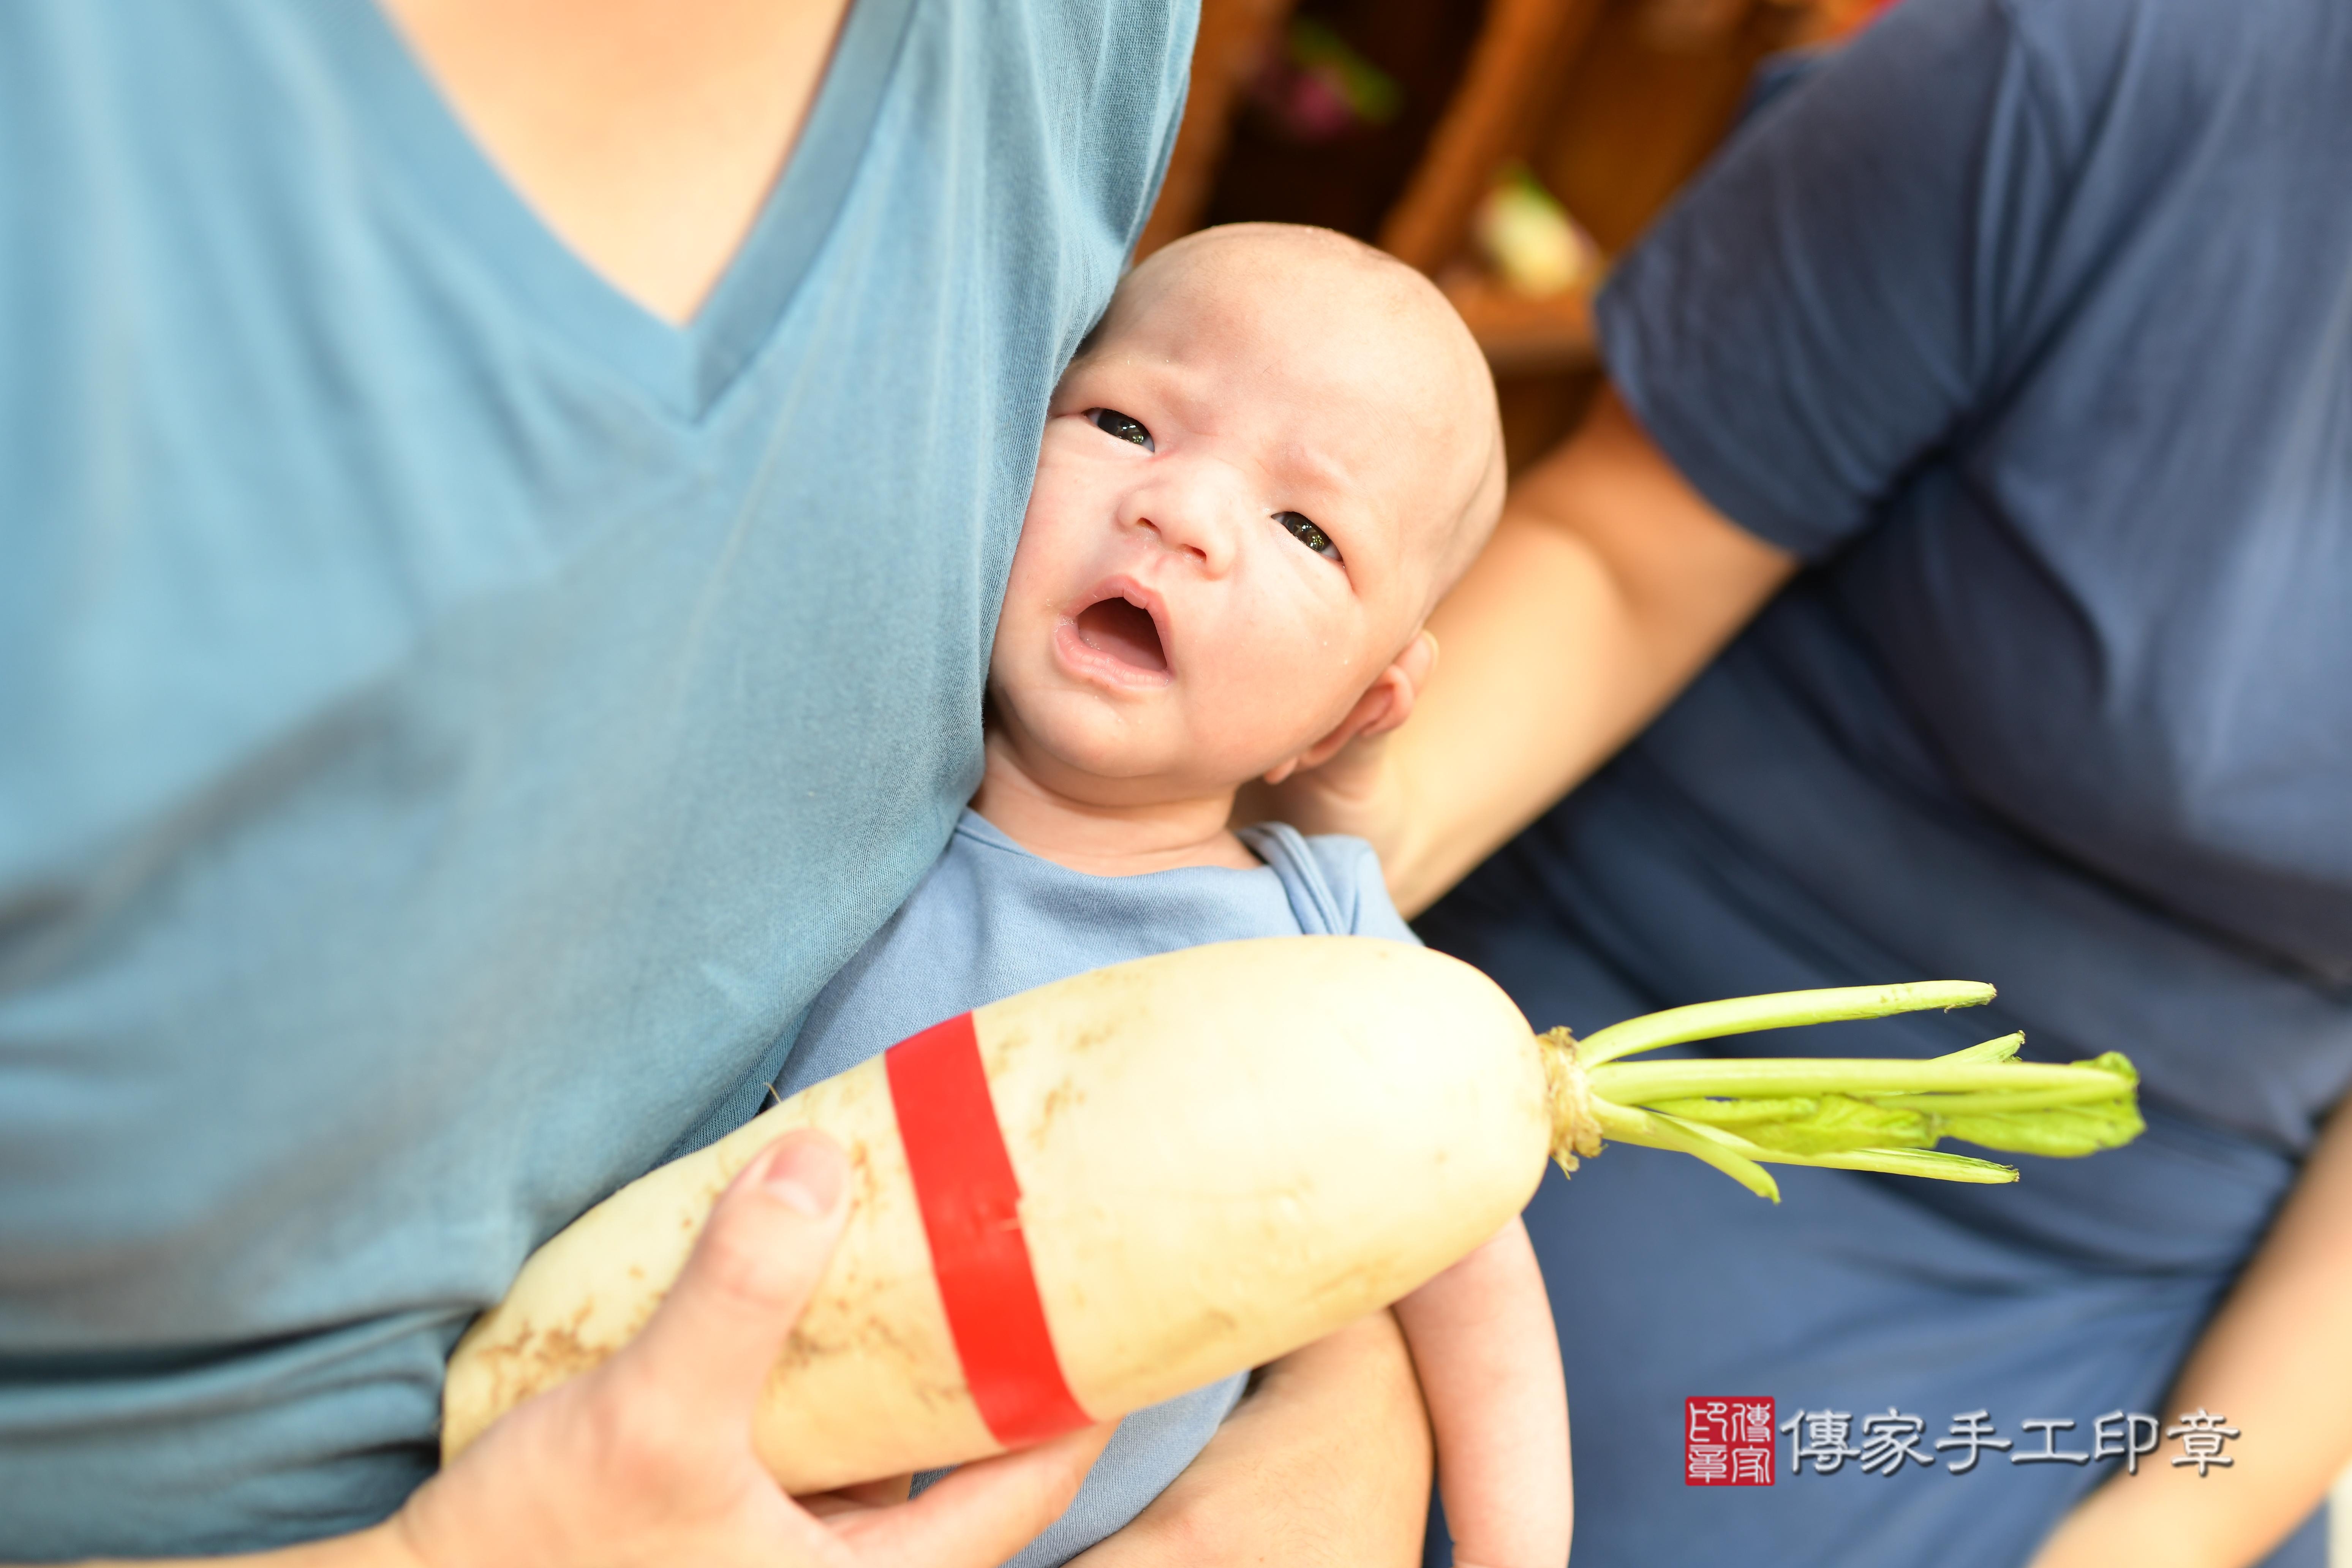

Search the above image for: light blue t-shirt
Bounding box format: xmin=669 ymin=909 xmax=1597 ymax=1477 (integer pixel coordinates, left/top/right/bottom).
xmin=0 ymin=2 xmax=1192 ymax=1557
xmin=779 ymin=811 xmax=1418 ymax=1568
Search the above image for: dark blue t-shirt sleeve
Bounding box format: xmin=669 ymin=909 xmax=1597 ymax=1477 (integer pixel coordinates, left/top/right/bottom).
xmin=1597 ymin=0 xmax=2076 ymax=559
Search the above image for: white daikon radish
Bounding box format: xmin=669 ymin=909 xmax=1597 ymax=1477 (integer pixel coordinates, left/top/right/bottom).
xmin=442 ymin=936 xmax=2138 ymax=1492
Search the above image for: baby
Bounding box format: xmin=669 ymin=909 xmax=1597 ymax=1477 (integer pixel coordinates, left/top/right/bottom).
xmin=776 ymin=223 xmax=1569 ymax=1568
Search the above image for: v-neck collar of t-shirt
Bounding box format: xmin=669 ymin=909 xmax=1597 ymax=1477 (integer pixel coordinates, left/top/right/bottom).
xmin=320 ymin=0 xmax=919 ymax=423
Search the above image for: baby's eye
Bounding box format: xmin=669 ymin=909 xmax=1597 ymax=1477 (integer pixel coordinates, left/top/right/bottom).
xmin=1090 ymin=408 xmax=1154 ymax=451
xmin=1278 ymin=511 xmax=1342 ymax=563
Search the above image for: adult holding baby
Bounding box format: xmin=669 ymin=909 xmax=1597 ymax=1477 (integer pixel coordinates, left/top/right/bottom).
xmin=0 ymin=3 xmax=1430 ymax=1565
xmin=1281 ymin=0 xmax=2352 ymax=1563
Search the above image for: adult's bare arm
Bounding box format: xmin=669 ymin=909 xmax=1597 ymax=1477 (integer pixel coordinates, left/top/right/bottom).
xmin=1067 ymin=1311 xmax=1434 ymax=1568
xmin=58 ymin=1132 xmax=1112 ymax=1568
xmin=2028 ymin=1099 xmax=2352 ymax=1568
xmin=1265 ymin=387 xmax=1796 ymax=916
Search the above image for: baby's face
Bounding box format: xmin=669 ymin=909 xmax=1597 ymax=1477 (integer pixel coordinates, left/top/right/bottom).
xmin=988 ymin=229 xmax=1494 ymax=807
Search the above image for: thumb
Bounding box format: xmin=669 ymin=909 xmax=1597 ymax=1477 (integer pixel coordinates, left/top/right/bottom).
xmin=618 ymin=1129 xmax=851 ymax=1434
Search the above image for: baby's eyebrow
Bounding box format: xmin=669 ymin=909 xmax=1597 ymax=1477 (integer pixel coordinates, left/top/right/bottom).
xmin=1107 ymin=353 xmax=1218 ymax=432
xmin=1269 ymin=437 xmax=1353 ymax=502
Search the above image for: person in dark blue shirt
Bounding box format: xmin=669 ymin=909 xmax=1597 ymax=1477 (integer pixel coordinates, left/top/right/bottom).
xmin=1279 ymin=0 xmax=2350 ymax=1562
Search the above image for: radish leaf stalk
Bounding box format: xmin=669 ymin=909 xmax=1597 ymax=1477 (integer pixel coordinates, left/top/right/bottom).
xmin=1537 ymin=983 xmax=2143 ymax=1202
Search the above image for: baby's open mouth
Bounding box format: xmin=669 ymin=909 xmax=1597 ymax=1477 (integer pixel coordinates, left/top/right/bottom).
xmin=1072 ymin=594 xmax=1168 ymax=674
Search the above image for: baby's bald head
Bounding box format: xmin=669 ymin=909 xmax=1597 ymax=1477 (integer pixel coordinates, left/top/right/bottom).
xmin=995 ymin=224 xmax=1503 ymax=802
xmin=1078 ymin=224 xmax=1504 ymax=618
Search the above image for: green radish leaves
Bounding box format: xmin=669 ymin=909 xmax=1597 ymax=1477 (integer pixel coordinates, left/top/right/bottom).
xmin=1540 ymin=985 xmax=2144 ymax=1201
xmin=1645 ymin=1094 xmax=1934 ymax=1154
xmin=1928 ymin=1052 xmax=2143 ymax=1157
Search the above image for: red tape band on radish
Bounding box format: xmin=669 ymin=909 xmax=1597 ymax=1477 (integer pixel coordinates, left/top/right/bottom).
xmin=883 ymin=1012 xmax=1093 ymax=1446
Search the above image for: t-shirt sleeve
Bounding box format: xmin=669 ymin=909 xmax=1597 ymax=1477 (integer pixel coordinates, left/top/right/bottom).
xmin=1597 ymin=0 xmax=2078 ymax=559
xmin=1307 ymin=836 xmax=1421 ymax=945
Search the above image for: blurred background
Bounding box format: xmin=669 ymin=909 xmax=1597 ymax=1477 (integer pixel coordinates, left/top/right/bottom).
xmin=1132 ymin=0 xmax=1885 ymax=471
xmin=1135 ymin=0 xmax=2352 ymax=1558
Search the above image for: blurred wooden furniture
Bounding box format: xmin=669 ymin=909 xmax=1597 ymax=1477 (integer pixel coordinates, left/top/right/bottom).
xmin=1136 ymin=0 xmax=1303 ymax=257
xmin=1375 ymin=0 xmax=1608 ymax=275
xmin=1141 ymin=0 xmax=1886 ymax=463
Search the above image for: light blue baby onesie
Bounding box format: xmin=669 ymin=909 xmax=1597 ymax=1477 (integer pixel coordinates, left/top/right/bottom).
xmin=776 ymin=810 xmax=1417 ymax=1567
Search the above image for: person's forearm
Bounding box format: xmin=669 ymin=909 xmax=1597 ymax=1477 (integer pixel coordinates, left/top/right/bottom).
xmin=2030 ymin=1100 xmax=2352 ymax=1568
xmin=1068 ymin=1312 xmax=1433 ymax=1568
xmin=1383 ymin=391 xmax=1794 ymax=915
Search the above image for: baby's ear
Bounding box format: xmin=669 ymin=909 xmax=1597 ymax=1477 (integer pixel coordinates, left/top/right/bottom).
xmin=1263 ymin=630 xmax=1440 ymax=785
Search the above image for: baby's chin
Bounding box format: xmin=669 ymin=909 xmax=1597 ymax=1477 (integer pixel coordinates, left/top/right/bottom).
xmin=988 ymin=696 xmax=1296 ymax=798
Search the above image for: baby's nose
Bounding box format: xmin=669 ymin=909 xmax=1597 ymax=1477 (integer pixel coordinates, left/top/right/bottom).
xmin=1129 ymin=474 xmax=1240 ymax=572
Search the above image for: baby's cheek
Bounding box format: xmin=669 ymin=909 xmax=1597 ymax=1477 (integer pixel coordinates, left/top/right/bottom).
xmin=995 ymin=531 xmax=1071 ymax=640
xmin=984 ymin=577 xmax=1034 ymax=672
xmin=1199 ymin=628 xmax=1334 ymax=760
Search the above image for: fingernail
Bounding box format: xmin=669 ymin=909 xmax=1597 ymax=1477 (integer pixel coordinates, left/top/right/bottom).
xmin=761 ymin=1133 xmax=845 ymax=1218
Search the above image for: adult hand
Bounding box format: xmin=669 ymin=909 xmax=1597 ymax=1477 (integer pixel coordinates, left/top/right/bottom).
xmin=389 ymin=1130 xmax=1113 ymax=1568
xmin=2025 ymin=1101 xmax=2352 ymax=1568
xmin=1065 ymin=1310 xmax=1434 ymax=1568
xmin=1237 ymin=637 xmax=1427 ymax=860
